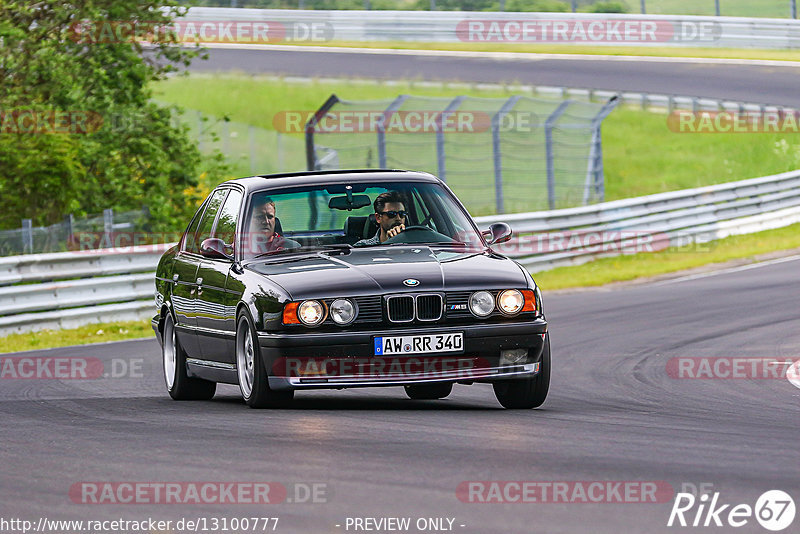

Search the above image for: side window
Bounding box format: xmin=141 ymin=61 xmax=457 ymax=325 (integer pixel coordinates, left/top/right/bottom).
xmin=188 ymin=189 xmax=228 ymax=254
xmin=182 ymin=200 xmax=208 ymax=253
xmin=214 ymin=189 xmax=243 ymax=246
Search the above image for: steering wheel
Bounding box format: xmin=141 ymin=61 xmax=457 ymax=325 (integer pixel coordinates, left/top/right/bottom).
xmin=383 ymin=225 xmax=453 ymax=245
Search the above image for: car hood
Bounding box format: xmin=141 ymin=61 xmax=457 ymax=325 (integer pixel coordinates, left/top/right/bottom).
xmin=245 ymin=246 xmax=528 ymax=300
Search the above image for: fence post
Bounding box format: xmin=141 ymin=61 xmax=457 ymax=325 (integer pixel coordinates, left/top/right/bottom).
xmin=64 ymin=214 xmax=74 ymax=245
xmin=793 ymin=0 xmax=797 ymax=18
xmin=305 ymin=94 xmax=340 ymax=171
xmin=491 ymin=96 xmax=520 ymax=215
xmin=499 ymin=0 xmax=505 ymax=10
xmin=21 ymin=219 xmax=33 ymax=254
xmin=571 ymin=0 xmax=577 ymax=12
xmin=430 ymin=0 xmax=435 ymax=10
xmin=249 ymin=125 xmax=256 ymax=175
xmin=436 ymin=96 xmax=465 ymax=183
xmin=277 ymin=132 xmax=284 ymax=172
xmin=377 ymin=95 xmax=408 ymax=168
xmin=544 ymin=101 xmax=572 ymax=210
xmin=584 ymin=96 xmax=619 ymax=205
xmin=197 ymin=111 xmax=204 ymax=153
xmin=103 ymin=209 xmax=113 ymax=248
xmin=715 ymin=0 xmax=721 ymax=16
xmin=640 ymin=0 xmax=646 ymax=14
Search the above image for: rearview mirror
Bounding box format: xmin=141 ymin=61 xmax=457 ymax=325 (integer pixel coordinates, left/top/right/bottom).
xmin=483 ymin=222 xmax=512 ymax=245
xmin=328 ymin=194 xmax=371 ymax=211
xmin=200 ymin=238 xmax=232 ymax=260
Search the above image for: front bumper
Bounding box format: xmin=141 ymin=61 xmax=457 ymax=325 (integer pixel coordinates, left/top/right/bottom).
xmin=259 ymin=319 xmax=547 ymax=390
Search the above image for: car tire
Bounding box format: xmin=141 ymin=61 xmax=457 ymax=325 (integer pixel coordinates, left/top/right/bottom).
xmin=162 ymin=313 xmax=216 ymax=401
xmin=236 ymin=312 xmax=294 ymax=409
xmin=404 ymin=382 xmax=453 ymax=400
xmin=493 ymin=333 xmax=551 ymax=409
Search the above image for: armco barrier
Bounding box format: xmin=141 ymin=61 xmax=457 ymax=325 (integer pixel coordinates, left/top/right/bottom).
xmin=0 ymin=244 xmax=172 ymax=337
xmin=1 ymin=171 xmax=800 ymax=335
xmin=474 ymin=169 xmax=800 ymax=271
xmin=180 ymin=8 xmax=800 ymax=49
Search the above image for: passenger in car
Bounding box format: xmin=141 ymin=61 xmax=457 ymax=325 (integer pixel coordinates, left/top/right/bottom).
xmin=354 ymin=191 xmax=409 ymax=246
xmin=247 ymin=196 xmax=299 ymax=255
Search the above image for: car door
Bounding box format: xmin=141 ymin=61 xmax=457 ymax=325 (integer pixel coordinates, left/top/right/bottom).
xmin=196 ymin=188 xmax=243 ymax=364
xmin=173 ymin=189 xmax=228 ymax=359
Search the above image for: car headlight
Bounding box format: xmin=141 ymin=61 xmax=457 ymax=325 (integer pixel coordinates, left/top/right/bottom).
xmin=497 ymin=289 xmax=524 ymax=315
xmin=298 ymin=300 xmax=326 ymax=326
xmin=330 ymin=298 xmax=357 ymax=325
xmin=469 ymin=291 xmax=495 ymax=317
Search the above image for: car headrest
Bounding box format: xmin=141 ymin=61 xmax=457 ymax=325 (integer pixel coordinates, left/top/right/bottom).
xmin=364 ymin=214 xmax=378 ymax=238
xmin=344 ymin=216 xmax=368 ymax=239
xmin=274 ymin=217 xmax=283 ymax=235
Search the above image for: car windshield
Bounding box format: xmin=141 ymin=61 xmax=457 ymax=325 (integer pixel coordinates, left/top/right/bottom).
xmin=240 ymin=181 xmax=485 ymax=260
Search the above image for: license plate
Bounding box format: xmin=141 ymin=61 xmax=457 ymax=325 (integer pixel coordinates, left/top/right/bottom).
xmin=373 ymin=333 xmax=464 ymax=356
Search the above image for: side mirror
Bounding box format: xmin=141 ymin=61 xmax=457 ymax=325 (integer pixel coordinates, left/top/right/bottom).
xmin=200 ymin=238 xmax=232 ymax=260
xmin=483 ymin=222 xmax=512 ymax=245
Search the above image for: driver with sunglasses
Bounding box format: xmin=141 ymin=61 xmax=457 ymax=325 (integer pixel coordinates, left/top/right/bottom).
xmin=354 ymin=190 xmax=409 ymax=247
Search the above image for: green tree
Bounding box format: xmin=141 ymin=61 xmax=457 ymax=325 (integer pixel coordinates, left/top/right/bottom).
xmin=0 ymin=1 xmax=216 ymax=231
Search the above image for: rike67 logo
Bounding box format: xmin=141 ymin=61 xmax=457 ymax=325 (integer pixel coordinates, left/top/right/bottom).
xmin=668 ymin=490 xmax=795 ymax=531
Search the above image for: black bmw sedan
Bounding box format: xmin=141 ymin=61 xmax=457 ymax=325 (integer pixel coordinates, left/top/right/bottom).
xmin=152 ymin=169 xmax=550 ymax=409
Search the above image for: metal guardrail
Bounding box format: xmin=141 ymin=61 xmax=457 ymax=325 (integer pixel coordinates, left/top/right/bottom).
xmin=1 ymin=171 xmax=800 ymax=335
xmin=182 ymin=8 xmax=800 ymax=49
xmin=474 ymin=169 xmax=800 ymax=272
xmin=0 ymin=245 xmax=171 ymax=337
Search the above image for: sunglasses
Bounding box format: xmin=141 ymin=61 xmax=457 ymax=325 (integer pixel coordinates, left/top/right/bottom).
xmin=379 ymin=210 xmax=408 ymax=218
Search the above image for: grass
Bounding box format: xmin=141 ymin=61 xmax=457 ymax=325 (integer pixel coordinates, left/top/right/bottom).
xmin=0 ymin=321 xmax=152 ymax=354
xmin=533 ymin=222 xmax=800 ymax=290
xmin=271 ymin=40 xmax=800 ymax=62
xmin=154 ymin=74 xmax=800 ymax=203
xmin=627 ymin=0 xmax=793 ymax=17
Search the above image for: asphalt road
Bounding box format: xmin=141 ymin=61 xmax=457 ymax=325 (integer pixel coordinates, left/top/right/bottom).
xmin=191 ymin=46 xmax=800 ymax=107
xmin=2 ymin=257 xmax=798 ymax=533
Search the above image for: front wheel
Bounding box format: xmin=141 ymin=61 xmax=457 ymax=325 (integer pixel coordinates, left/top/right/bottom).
xmin=405 ymin=382 xmax=453 ymax=400
xmin=493 ymin=333 xmax=551 ymax=409
xmin=162 ymin=313 xmax=216 ymax=400
xmin=236 ymin=312 xmax=294 ymax=409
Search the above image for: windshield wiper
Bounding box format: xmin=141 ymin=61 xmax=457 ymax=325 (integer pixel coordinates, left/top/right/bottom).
xmin=251 ymin=243 xmax=353 ymax=260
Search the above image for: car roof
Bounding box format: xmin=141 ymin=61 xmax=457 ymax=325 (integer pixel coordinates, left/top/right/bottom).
xmin=221 ymin=169 xmax=442 ymax=194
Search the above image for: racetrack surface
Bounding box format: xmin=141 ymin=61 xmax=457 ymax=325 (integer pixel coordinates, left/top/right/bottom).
xmin=191 ymin=47 xmax=800 ymax=107
xmin=2 ymin=258 xmax=798 ymax=533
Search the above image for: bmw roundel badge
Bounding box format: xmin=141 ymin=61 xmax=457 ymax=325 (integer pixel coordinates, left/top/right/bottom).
xmin=403 ymin=278 xmax=420 ymax=287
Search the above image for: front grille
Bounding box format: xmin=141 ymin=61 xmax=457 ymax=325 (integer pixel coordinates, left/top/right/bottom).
xmin=387 ymin=295 xmax=414 ymax=322
xmin=353 ymin=296 xmax=382 ymax=323
xmin=416 ymin=294 xmax=443 ymax=321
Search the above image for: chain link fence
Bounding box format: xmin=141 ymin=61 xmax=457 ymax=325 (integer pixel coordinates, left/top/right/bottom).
xmin=0 ymin=209 xmax=151 ymax=257
xmin=304 ymin=94 xmax=618 ymax=215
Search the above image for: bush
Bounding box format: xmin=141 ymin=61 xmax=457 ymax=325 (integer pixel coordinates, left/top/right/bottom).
xmin=0 ymin=1 xmax=225 ymax=231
